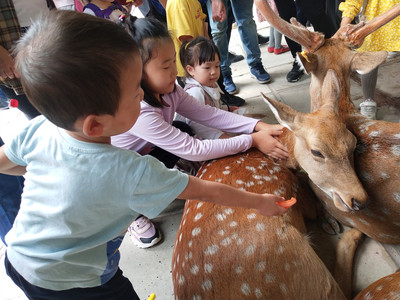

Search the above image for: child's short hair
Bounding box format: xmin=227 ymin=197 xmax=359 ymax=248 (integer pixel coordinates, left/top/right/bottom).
xmin=180 ymin=36 xmax=220 ymax=77
xmin=125 ymin=16 xmax=173 ymax=108
xmin=15 ymin=10 xmax=140 ymax=130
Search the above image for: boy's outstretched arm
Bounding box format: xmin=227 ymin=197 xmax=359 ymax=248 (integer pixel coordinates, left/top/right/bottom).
xmin=179 ymin=176 xmax=288 ymax=217
xmin=0 ymin=146 xmax=26 ymax=175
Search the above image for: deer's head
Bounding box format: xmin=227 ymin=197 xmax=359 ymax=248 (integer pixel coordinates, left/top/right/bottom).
xmin=262 ymin=70 xmax=368 ymax=212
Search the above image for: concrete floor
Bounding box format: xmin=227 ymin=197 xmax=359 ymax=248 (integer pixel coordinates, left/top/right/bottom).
xmin=1 ymin=20 xmax=400 ymax=300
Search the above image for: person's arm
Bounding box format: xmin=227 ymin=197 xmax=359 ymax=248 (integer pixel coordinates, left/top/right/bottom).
xmin=0 ymin=46 xmax=17 ymax=79
xmin=179 ymin=175 xmax=288 ymax=217
xmin=210 ymin=0 xmax=226 ymax=22
xmin=0 ymin=146 xmax=26 ymax=175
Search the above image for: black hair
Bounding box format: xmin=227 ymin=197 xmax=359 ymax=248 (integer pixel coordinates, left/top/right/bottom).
xmin=15 ymin=10 xmax=140 ymax=130
xmin=125 ymin=15 xmax=173 ymax=108
xmin=180 ymin=36 xmax=220 ymax=77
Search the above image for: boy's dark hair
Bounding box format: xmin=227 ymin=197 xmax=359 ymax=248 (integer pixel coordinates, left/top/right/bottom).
xmin=180 ymin=36 xmax=220 ymax=77
xmin=14 ymin=10 xmax=140 ymax=130
xmin=125 ymin=15 xmax=173 ymax=108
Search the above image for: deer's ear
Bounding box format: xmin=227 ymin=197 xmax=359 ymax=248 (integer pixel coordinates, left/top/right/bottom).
xmin=318 ymin=69 xmax=340 ymax=114
xmin=261 ymin=92 xmax=303 ymax=132
xmin=351 ymin=51 xmax=387 ymax=74
xmin=297 ymin=51 xmax=317 ymax=74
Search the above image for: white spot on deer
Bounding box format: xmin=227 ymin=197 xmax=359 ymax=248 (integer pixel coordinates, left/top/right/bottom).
xmin=391 ymin=145 xmax=400 ymax=156
xmin=263 ymin=176 xmax=272 ymax=181
xmin=256 ymin=223 xmax=266 ymax=231
xmin=204 ymin=263 xmax=213 ymax=273
xmin=247 ymin=213 xmax=257 ymax=220
xmin=192 ymin=227 xmax=201 ymax=236
xmin=245 ymin=245 xmax=256 ymax=256
xmin=276 ymin=227 xmax=287 ymax=238
xmin=178 ymin=274 xmax=185 ymax=285
xmin=372 ymin=144 xmax=380 ymax=151
xmin=205 ymin=244 xmax=219 ymax=255
xmin=236 ymin=179 xmax=244 ymax=185
xmin=178 ymin=233 xmax=182 ymax=242
xmin=344 ymin=217 xmax=356 ymax=227
xmin=255 ymin=288 xmax=262 ymax=299
xmin=237 ymin=238 xmax=244 ymax=245
xmin=215 ymin=178 xmax=222 ymax=182
xmin=376 ymin=285 xmax=383 ymax=291
xmin=246 ymin=166 xmax=256 ymax=172
xmin=221 ymin=237 xmax=232 ymax=246
xmin=394 ymin=193 xmax=400 ymax=204
xmin=239 ymin=187 xmax=246 ymax=191
xmin=246 ymin=181 xmax=255 ymax=187
xmin=236 ymin=160 xmax=242 ymax=164
xmin=202 ymin=279 xmax=212 ymax=291
xmin=369 ymin=131 xmax=381 ymax=137
xmin=176 ymin=254 xmax=180 ymax=263
xmin=236 ymin=265 xmax=243 ymax=274
xmin=218 ymin=229 xmax=225 ymax=236
xmin=196 ymin=202 xmax=203 ymax=209
xmin=273 ymin=166 xmax=281 ymax=172
xmin=206 ymin=162 xmax=212 ymax=167
xmin=194 ymin=213 xmax=203 ymax=221
xmin=280 ymin=282 xmax=289 ymax=295
xmin=225 ymin=208 xmax=233 ymax=215
xmin=188 ymin=240 xmax=193 ymax=248
xmin=225 ymin=166 xmax=230 ymax=169
xmin=359 ymin=218 xmax=370 ymax=226
xmin=284 ymin=263 xmax=291 ymax=271
xmin=381 ymin=172 xmax=390 ymax=179
xmin=359 ymin=171 xmax=373 ymax=182
xmin=190 ymin=265 xmax=199 ymax=274
xmin=265 ymin=273 xmax=275 ymax=283
xmin=191 ymin=295 xmax=201 ymax=300
xmin=185 ymin=252 xmax=193 ymax=261
xmin=241 ymin=283 xmax=251 ymax=296
xmin=381 ymin=206 xmax=391 ymax=216
xmin=256 ymin=261 xmax=266 ymax=271
xmin=277 ymin=245 xmax=284 ymax=254
xmin=252 ymin=174 xmax=262 ymax=180
xmin=222 ymin=170 xmax=230 ymax=175
xmin=216 ymin=213 xmax=226 ymax=221
xmin=257 ymin=180 xmax=264 ymax=185
xmin=200 ymin=168 xmax=207 ymax=174
xmin=230 ymin=221 xmax=238 ymax=227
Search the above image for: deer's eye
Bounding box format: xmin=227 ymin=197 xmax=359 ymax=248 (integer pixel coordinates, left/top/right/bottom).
xmin=311 ymin=149 xmax=324 ymax=159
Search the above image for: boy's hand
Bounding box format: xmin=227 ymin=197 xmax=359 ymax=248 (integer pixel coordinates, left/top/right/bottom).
xmin=256 ymin=194 xmax=289 ymax=216
xmin=251 ymin=130 xmax=288 ymax=160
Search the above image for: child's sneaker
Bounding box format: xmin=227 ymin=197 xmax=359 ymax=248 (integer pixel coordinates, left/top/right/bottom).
xmin=128 ymin=215 xmax=162 ymax=248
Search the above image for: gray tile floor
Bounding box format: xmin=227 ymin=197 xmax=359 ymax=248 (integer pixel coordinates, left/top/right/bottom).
xmin=1 ymin=18 xmax=399 ymax=300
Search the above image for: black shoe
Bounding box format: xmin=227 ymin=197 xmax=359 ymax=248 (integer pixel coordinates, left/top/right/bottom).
xmin=220 ymin=93 xmax=245 ymax=107
xmin=286 ymin=61 xmax=304 ymax=82
xmin=257 ymin=34 xmax=269 ymax=45
xmin=228 ymin=51 xmax=244 ymax=63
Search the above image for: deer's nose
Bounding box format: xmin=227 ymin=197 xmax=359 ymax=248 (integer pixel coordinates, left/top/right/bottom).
xmin=352 ymin=198 xmax=366 ymax=211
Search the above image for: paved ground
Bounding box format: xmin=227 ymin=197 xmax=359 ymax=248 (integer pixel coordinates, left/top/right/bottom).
xmin=1 ymin=17 xmax=399 ymax=300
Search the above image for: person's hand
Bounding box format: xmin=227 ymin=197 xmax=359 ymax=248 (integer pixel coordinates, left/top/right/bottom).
xmin=333 ymin=16 xmax=366 ymax=49
xmin=211 ymin=0 xmax=226 ymax=22
xmin=256 ymin=194 xmax=288 ymax=216
xmin=251 ymin=130 xmax=288 ymax=160
xmin=0 ymin=46 xmax=18 ymax=79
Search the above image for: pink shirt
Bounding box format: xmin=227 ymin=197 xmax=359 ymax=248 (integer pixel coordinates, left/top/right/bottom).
xmin=111 ymin=85 xmax=258 ymax=161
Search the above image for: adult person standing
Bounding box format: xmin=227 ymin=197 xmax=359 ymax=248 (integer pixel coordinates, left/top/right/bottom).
xmin=207 ymin=0 xmax=272 ymax=95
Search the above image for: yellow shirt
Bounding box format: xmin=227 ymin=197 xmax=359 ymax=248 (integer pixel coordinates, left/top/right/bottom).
xmin=166 ymin=0 xmax=206 ymax=77
xmin=339 ymin=0 xmax=400 ymax=52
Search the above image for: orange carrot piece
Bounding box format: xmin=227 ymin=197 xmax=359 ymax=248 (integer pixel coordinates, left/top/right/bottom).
xmin=275 ymin=197 xmax=297 ymax=209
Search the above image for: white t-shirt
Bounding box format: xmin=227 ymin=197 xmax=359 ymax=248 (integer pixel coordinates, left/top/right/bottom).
xmin=4 ymin=116 xmax=188 ymax=290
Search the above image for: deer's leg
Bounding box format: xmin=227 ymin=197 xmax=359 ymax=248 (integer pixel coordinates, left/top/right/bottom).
xmin=334 ymin=228 xmax=364 ymax=300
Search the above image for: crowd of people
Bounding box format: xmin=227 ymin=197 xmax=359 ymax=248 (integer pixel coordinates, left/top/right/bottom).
xmin=0 ymin=0 xmax=398 ymax=299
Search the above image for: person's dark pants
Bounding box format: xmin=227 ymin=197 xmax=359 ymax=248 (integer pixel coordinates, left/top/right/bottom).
xmin=5 ymin=255 xmax=140 ymax=300
xmin=0 ymin=137 xmax=23 ymax=245
xmin=275 ymin=0 xmax=335 ymax=58
xmin=0 ymin=85 xmax=40 ymax=120
xmin=148 ymin=121 xmax=193 ymax=169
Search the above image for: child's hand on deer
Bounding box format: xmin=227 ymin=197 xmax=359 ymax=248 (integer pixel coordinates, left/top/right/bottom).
xmin=251 ymin=130 xmax=288 ymax=160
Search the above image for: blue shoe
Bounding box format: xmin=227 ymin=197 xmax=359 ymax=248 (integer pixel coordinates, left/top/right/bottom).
xmin=223 ymin=75 xmax=237 ymax=94
xmin=250 ymin=64 xmax=271 ymax=84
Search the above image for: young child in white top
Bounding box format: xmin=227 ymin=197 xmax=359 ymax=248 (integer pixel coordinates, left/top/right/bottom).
xmin=0 ymin=11 xmax=289 ymax=300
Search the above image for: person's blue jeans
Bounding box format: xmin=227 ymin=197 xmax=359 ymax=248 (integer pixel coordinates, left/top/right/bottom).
xmin=206 ymin=0 xmax=261 ymax=78
xmin=0 ymin=137 xmax=23 ymax=245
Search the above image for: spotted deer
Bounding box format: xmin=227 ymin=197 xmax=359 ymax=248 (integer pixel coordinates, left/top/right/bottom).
xmin=172 ymin=70 xmax=366 ymax=299
xmin=354 ymin=271 xmax=400 ymax=300
xmin=256 ymin=0 xmax=400 ymax=244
